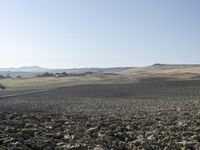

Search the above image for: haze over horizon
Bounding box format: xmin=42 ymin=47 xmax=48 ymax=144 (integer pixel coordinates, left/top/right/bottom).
xmin=2 ymin=63 xmax=200 ymax=70
xmin=0 ymin=0 xmax=200 ymax=68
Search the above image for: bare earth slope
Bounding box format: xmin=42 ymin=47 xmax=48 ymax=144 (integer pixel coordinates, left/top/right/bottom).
xmin=1 ymin=65 xmax=200 ymax=149
xmin=1 ymin=78 xmax=200 ymax=149
xmin=120 ymin=64 xmax=200 ymax=79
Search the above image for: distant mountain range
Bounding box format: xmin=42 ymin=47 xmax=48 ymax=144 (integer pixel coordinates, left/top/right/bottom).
xmin=0 ymin=66 xmax=48 ymax=72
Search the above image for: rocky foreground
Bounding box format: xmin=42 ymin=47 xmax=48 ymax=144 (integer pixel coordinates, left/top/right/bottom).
xmin=1 ymin=79 xmax=200 ymax=150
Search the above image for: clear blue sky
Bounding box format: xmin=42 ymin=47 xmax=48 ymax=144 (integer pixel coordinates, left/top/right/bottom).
xmin=0 ymin=0 xmax=200 ymax=68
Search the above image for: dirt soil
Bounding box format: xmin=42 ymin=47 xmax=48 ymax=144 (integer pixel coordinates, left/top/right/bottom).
xmin=1 ymin=78 xmax=200 ymax=149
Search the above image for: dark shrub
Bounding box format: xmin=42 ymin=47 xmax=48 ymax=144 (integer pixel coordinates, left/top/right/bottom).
xmin=0 ymin=84 xmax=5 ymax=89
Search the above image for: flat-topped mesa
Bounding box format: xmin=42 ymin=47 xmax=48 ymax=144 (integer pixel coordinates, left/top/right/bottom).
xmin=152 ymin=64 xmax=166 ymax=67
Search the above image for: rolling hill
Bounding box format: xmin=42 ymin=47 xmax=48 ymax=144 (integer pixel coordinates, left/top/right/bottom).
xmin=119 ymin=64 xmax=200 ymax=79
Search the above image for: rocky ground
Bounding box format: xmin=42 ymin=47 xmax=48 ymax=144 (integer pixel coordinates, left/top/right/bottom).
xmin=1 ymin=78 xmax=200 ymax=150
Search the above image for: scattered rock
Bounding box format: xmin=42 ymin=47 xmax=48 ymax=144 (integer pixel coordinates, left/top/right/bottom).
xmin=94 ymin=145 xmax=109 ymax=150
xmin=142 ymin=141 xmax=153 ymax=150
xmin=21 ymin=128 xmax=37 ymax=136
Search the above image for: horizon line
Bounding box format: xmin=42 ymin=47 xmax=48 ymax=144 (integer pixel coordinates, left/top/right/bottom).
xmin=1 ymin=63 xmax=200 ymax=70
